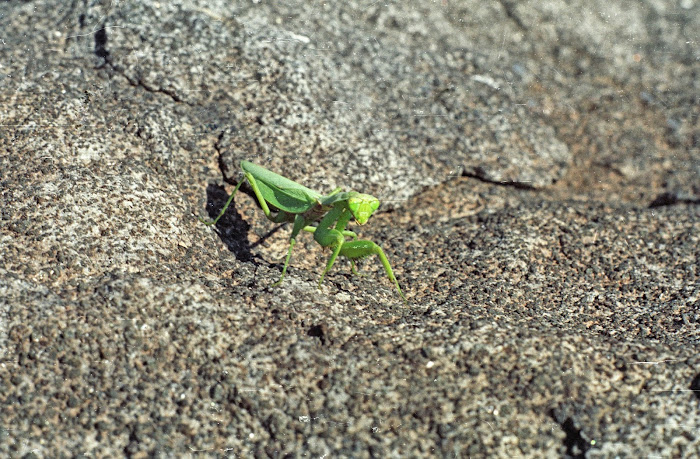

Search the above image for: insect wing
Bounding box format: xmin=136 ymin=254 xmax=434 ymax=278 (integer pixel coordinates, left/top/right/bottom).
xmin=242 ymin=161 xmax=321 ymax=213
xmin=319 ymin=191 xmax=356 ymax=207
xmin=256 ymin=180 xmax=317 ymax=213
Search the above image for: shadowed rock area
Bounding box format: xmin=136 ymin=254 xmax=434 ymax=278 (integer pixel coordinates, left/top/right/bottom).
xmin=1 ymin=0 xmax=698 ymax=456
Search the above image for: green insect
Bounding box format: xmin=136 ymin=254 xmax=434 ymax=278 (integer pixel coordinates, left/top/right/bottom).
xmin=201 ymin=160 xmax=406 ymax=302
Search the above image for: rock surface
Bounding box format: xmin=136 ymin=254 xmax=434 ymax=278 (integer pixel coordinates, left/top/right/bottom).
xmin=1 ymin=0 xmax=698 ymax=456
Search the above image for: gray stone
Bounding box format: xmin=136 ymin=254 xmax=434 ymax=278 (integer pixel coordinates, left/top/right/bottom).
xmin=0 ymin=0 xmax=698 ymax=456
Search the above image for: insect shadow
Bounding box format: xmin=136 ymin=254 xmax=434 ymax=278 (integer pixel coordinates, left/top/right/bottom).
xmin=203 ymin=183 xmax=287 ymax=265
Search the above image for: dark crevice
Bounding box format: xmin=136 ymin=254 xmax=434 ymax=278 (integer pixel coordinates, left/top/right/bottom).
xmin=212 ymin=131 xmax=259 ymax=204
xmin=497 ymin=0 xmax=528 ymax=32
xmin=123 ymin=424 xmax=140 ymax=456
xmin=94 ymin=25 xmax=110 ymax=62
xmin=307 ymin=324 xmax=327 ymax=346
xmin=213 ymin=131 xmax=234 ymax=184
xmin=107 ymin=63 xmax=185 ymax=104
xmin=462 ymin=168 xmax=538 ymax=190
xmin=115 ymin=71 xmax=184 ymax=104
xmin=139 ymin=77 xmax=182 ymax=103
xmin=549 ymin=409 xmax=594 ymax=458
xmin=690 ymin=373 xmax=700 ymax=401
xmin=92 ymin=24 xmax=185 ymax=105
xmin=649 ymin=191 xmax=700 ymax=208
xmin=552 ymin=416 xmax=591 ymax=458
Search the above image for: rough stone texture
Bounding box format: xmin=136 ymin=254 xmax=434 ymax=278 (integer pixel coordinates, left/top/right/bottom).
xmin=1 ymin=0 xmax=698 ymax=457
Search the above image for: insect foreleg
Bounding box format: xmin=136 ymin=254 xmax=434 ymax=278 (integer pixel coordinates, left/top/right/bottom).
xmin=303 ymin=225 xmax=358 ymax=240
xmin=313 ymin=204 xmax=353 ymax=287
xmin=246 ymin=172 xmax=292 ymax=224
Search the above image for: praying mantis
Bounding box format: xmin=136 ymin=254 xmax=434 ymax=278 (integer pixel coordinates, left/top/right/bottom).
xmin=201 ymin=161 xmax=407 ymax=302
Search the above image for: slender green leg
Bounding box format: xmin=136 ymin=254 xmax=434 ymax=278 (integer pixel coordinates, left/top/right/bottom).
xmin=319 ymin=201 xmax=404 ymax=301
xmin=272 ymin=214 xmax=307 ymax=286
xmin=202 ymin=171 xmax=405 ymax=301
xmin=340 ymin=240 xmax=406 ymax=302
xmin=200 ymin=176 xmax=247 ymax=225
xmin=315 ymin=208 xmax=406 ymax=302
xmin=272 ymin=238 xmax=295 ymax=286
xmin=201 ymin=172 xmax=289 ymax=226
xmin=350 ymin=260 xmax=366 ymax=277
xmin=317 ymin=232 xmax=346 ymax=287
xmin=303 ymin=226 xmax=358 ymax=239
xmin=306 ymin=224 xmax=361 ymax=276
xmin=245 ymin=173 xmax=293 ymax=224
xmin=202 ymin=173 xmax=305 ymax=287
xmin=313 ymin=205 xmax=351 ymax=287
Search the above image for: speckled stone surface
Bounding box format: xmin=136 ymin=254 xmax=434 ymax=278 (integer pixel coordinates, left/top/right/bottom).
xmin=1 ymin=0 xmax=698 ymax=457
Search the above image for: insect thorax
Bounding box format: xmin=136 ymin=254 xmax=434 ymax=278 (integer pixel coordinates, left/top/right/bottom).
xmin=303 ymin=202 xmax=333 ymax=223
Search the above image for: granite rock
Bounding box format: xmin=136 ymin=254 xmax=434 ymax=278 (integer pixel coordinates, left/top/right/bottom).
xmin=0 ymin=0 xmax=698 ymax=456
